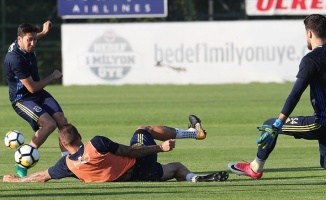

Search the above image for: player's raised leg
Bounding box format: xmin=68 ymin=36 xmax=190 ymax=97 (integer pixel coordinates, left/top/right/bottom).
xmin=142 ymin=114 xmax=207 ymax=141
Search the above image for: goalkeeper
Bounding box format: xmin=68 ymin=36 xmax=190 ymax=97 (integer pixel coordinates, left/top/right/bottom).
xmin=228 ymin=14 xmax=326 ymax=179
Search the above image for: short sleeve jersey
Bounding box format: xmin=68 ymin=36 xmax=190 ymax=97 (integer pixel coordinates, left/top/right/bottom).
xmin=297 ymin=44 xmax=326 ymax=124
xmin=3 ymin=41 xmax=44 ymax=104
xmin=48 ymin=136 xmax=135 ymax=182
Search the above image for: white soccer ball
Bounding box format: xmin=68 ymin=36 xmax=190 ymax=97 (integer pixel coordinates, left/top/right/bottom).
xmin=15 ymin=144 xmax=40 ymax=169
xmin=4 ymin=130 xmax=25 ymax=149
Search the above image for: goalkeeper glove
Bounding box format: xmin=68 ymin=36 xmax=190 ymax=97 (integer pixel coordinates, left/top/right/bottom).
xmin=256 ymin=118 xmax=284 ymax=149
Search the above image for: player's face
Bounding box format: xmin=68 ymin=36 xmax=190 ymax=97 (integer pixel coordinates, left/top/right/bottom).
xmin=18 ymin=32 xmax=37 ymax=53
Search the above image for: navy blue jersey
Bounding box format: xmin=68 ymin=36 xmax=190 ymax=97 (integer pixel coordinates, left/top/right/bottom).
xmin=4 ymin=41 xmax=44 ymax=104
xmin=48 ymin=136 xmax=119 ymax=180
xmin=296 ymin=44 xmax=326 ymax=125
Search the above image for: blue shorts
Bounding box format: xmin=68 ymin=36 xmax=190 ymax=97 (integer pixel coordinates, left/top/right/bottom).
xmin=128 ymin=129 xmax=163 ymax=181
xmin=264 ymin=116 xmax=326 ymax=168
xmin=265 ymin=116 xmax=326 ymax=141
xmin=13 ymin=90 xmax=63 ymax=131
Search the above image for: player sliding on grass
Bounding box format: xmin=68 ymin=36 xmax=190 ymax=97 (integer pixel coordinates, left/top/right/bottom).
xmin=3 ymin=115 xmax=228 ymax=183
xmin=228 ymin=14 xmax=326 ymax=179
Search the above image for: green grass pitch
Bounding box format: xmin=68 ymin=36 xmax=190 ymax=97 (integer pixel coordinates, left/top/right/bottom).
xmin=0 ymin=83 xmax=324 ymax=200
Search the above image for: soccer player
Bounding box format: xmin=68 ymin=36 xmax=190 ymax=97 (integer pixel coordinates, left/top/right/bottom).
xmin=3 ymin=21 xmax=68 ymax=177
xmin=228 ymin=14 xmax=326 ymax=179
xmin=3 ymin=115 xmax=229 ymax=183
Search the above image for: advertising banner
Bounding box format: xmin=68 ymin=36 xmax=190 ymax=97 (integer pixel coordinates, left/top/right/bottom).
xmin=61 ymin=20 xmax=308 ymax=85
xmin=58 ymin=0 xmax=167 ymax=19
xmin=246 ymin=0 xmax=326 ymax=16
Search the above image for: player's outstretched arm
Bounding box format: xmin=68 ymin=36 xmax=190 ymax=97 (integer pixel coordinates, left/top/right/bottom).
xmin=36 ymin=20 xmax=52 ymax=39
xmin=3 ymin=169 xmax=52 ymax=183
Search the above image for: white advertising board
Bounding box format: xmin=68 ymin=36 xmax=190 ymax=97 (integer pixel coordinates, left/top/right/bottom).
xmin=61 ymin=20 xmax=309 ymax=85
xmin=246 ymin=0 xmax=326 ymax=16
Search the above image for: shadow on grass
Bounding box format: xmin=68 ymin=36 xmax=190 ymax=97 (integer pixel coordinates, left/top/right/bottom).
xmin=225 ymin=166 xmax=326 ymax=182
xmin=197 ymin=166 xmax=323 ymax=175
xmin=0 ymin=183 xmax=227 ymax=198
xmin=263 ymin=166 xmax=323 ymax=173
xmin=220 ymin=166 xmax=324 ymax=175
xmin=1 ymin=167 xmax=325 ymax=198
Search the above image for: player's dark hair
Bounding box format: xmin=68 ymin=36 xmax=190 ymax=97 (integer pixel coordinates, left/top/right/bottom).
xmin=304 ymin=14 xmax=326 ymax=39
xmin=17 ymin=23 xmax=40 ymax=37
xmin=59 ymin=124 xmax=81 ymax=146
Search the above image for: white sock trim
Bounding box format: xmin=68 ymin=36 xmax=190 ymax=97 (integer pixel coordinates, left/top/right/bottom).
xmin=175 ymin=128 xmax=198 ymax=139
xmin=186 ymin=172 xmax=197 ymax=182
xmin=250 ymin=156 xmax=265 ymax=173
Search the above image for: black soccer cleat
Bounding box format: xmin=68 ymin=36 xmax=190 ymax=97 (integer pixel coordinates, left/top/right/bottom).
xmin=188 ymin=115 xmax=207 ymax=140
xmin=195 ymin=171 xmax=229 ymax=182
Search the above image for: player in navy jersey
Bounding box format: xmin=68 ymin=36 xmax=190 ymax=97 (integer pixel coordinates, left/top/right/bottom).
xmin=3 ymin=115 xmax=229 ymax=183
xmin=228 ymin=14 xmax=326 ymax=179
xmin=3 ymin=21 xmax=68 ymax=177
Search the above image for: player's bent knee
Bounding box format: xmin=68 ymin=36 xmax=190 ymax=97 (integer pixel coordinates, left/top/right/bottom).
xmin=57 ymin=117 xmax=68 ymax=129
xmin=43 ymin=120 xmax=57 ymax=132
xmin=52 ymin=113 xmax=68 ymax=129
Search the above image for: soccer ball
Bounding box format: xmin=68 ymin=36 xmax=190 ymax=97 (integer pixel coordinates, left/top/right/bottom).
xmin=4 ymin=130 xmax=25 ymax=149
xmin=15 ymin=144 xmax=40 ymax=169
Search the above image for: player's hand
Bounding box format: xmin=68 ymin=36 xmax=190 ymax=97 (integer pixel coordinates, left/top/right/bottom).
xmin=256 ymin=125 xmax=277 ymax=149
xmin=160 ymin=139 xmax=175 ymax=152
xmin=42 ymin=21 xmax=52 ymax=35
xmin=256 ymin=118 xmax=284 ymax=149
xmin=3 ymin=174 xmax=20 ymax=182
xmin=51 ymin=69 xmax=63 ymax=80
xmin=36 ymin=21 xmax=52 ymax=39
